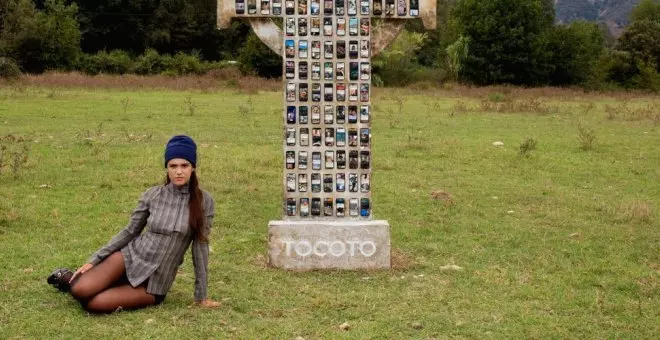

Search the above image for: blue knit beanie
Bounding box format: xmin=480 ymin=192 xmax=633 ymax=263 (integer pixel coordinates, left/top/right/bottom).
xmin=164 ymin=135 xmax=197 ymax=168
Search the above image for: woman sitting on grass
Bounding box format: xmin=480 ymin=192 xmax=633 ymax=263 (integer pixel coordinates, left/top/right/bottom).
xmin=47 ymin=135 xmax=221 ymax=313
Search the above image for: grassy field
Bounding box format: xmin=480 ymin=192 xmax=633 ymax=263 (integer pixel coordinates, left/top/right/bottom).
xmin=0 ymin=79 xmax=658 ymax=338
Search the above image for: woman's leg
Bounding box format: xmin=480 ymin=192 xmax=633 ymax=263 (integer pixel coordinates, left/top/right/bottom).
xmin=69 ymin=251 xmax=159 ymax=313
xmin=70 ymin=251 xmax=126 ymax=301
xmin=84 ymin=284 xmax=157 ymax=313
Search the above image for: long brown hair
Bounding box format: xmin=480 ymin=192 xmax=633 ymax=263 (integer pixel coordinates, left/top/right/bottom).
xmin=166 ymin=171 xmax=207 ymax=242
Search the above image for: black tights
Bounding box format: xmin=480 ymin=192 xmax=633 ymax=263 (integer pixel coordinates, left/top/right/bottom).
xmin=69 ymin=252 xmax=161 ymax=313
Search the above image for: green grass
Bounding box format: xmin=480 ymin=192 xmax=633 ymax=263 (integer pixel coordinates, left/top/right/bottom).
xmin=0 ymin=85 xmax=658 ymax=338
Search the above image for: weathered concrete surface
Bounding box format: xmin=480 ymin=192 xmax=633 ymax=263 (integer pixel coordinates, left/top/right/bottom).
xmin=420 ymin=0 xmax=438 ymax=30
xmin=216 ymin=0 xmax=233 ymax=29
xmin=371 ymin=21 xmax=405 ymax=57
xmin=248 ymin=18 xmax=283 ymax=56
xmin=217 ymin=0 xmax=436 ymax=55
xmin=268 ymin=220 xmax=391 ymax=270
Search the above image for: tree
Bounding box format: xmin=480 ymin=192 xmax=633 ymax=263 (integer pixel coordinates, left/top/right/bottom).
xmin=76 ymin=0 xmax=159 ymax=54
xmin=617 ymin=19 xmax=660 ymax=72
xmin=630 ymin=0 xmax=660 ymax=23
xmin=453 ymin=0 xmax=554 ymax=85
xmin=76 ymin=0 xmax=249 ymax=61
xmin=0 ymin=0 xmax=38 ymax=57
xmin=414 ymin=0 xmax=459 ymax=68
xmin=547 ymin=21 xmax=605 ymax=86
xmin=372 ymin=30 xmax=428 ymax=85
xmin=237 ymin=32 xmax=281 ymax=78
xmin=445 ymin=35 xmax=469 ymax=80
xmin=0 ymin=0 xmax=81 ymax=73
xmin=604 ymin=0 xmax=660 ymax=91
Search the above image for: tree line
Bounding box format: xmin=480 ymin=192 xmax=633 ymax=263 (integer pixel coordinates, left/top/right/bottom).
xmin=0 ymin=0 xmax=658 ymax=91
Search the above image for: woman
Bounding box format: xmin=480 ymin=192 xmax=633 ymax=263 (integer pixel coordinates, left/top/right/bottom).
xmin=47 ymin=135 xmax=221 ymax=313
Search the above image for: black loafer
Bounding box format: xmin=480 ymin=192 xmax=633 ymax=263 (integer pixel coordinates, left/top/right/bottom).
xmin=47 ymin=268 xmax=73 ymax=292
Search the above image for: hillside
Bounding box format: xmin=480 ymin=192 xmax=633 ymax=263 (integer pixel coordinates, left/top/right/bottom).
xmin=555 ymin=0 xmax=641 ymax=36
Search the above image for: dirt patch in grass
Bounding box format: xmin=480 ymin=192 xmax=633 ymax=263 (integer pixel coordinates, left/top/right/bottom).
xmin=617 ymin=200 xmax=654 ymax=224
xmin=391 ymin=247 xmax=417 ymax=270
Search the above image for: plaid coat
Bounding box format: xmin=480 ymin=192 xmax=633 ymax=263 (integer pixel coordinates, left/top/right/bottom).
xmin=88 ymin=183 xmax=215 ymax=301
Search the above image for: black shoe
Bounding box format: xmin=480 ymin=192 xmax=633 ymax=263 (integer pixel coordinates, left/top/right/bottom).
xmin=47 ymin=268 xmax=73 ymax=292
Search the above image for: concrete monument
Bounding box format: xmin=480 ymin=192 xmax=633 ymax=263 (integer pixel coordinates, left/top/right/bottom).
xmin=217 ymin=0 xmax=436 ymax=270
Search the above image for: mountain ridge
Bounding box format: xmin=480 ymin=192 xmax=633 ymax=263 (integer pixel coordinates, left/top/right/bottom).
xmin=555 ymin=0 xmax=641 ymax=36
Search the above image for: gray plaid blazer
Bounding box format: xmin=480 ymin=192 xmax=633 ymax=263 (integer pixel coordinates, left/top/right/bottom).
xmin=88 ymin=183 xmax=215 ymax=301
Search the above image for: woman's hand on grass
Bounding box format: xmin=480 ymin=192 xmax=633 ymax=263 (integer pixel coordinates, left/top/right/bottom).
xmin=194 ymin=299 xmax=222 ymax=308
xmin=69 ymin=263 xmax=94 ymax=283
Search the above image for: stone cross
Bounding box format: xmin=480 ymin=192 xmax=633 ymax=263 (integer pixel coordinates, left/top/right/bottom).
xmin=218 ymin=0 xmax=436 ymax=270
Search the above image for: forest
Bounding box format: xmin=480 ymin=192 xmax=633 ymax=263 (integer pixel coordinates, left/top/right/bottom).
xmin=0 ymin=0 xmax=658 ymax=90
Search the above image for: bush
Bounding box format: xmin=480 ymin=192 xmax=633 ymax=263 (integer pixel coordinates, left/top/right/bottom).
xmin=134 ymin=49 xmax=168 ymax=75
xmin=372 ymin=31 xmax=428 ymax=86
xmin=631 ymin=61 xmax=660 ymax=92
xmin=547 ymin=21 xmax=605 ymax=86
xmin=616 ymin=20 xmax=660 ymax=73
xmin=78 ymin=49 xmax=228 ymax=76
xmin=1 ymin=0 xmax=81 ymax=73
xmin=453 ymin=0 xmax=554 ymax=85
xmin=79 ymin=50 xmax=134 ymax=75
xmin=596 ymin=49 xmax=636 ymax=86
xmin=0 ymin=57 xmax=22 ymax=79
xmin=412 ymin=67 xmax=448 ymax=85
xmin=35 ymin=0 xmax=82 ymax=72
xmin=168 ymin=51 xmax=204 ymax=75
xmin=237 ymin=32 xmax=282 ymax=78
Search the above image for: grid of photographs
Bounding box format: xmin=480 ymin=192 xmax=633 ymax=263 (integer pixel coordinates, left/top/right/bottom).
xmin=275 ymin=2 xmax=376 ymax=220
xmin=234 ymin=0 xmax=421 ymax=17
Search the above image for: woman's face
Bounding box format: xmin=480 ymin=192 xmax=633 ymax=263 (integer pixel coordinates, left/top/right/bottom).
xmin=167 ymin=158 xmax=193 ymax=186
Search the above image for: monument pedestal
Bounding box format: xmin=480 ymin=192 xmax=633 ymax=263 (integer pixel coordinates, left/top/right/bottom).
xmin=268 ymin=220 xmax=390 ymax=270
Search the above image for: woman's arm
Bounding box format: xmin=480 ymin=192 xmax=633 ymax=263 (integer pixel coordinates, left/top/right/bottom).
xmin=86 ymin=188 xmax=154 ymax=265
xmin=191 ymin=236 xmax=209 ymax=301
xmin=192 ymin=192 xmax=215 ymax=302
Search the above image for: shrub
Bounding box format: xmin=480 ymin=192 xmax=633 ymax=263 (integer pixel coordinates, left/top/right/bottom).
xmin=519 ymin=137 xmax=537 ymax=156
xmin=596 ymin=49 xmax=635 ymax=86
xmin=78 ymin=49 xmax=233 ymax=76
xmin=79 ymin=50 xmax=133 ymax=75
xmin=2 ymin=0 xmax=81 ymax=73
xmin=547 ymin=21 xmax=605 ymax=86
xmin=237 ymin=32 xmax=282 ymax=78
xmin=630 ymin=61 xmax=660 ymax=92
xmin=577 ymin=122 xmax=597 ymax=151
xmin=168 ymin=51 xmax=204 ymax=75
xmin=0 ymin=57 xmax=22 ymax=79
xmin=372 ymin=31 xmax=428 ymax=86
xmin=134 ymin=49 xmax=168 ymax=75
xmin=411 ymin=67 xmax=448 ymax=85
xmin=616 ymin=19 xmax=660 ymax=74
